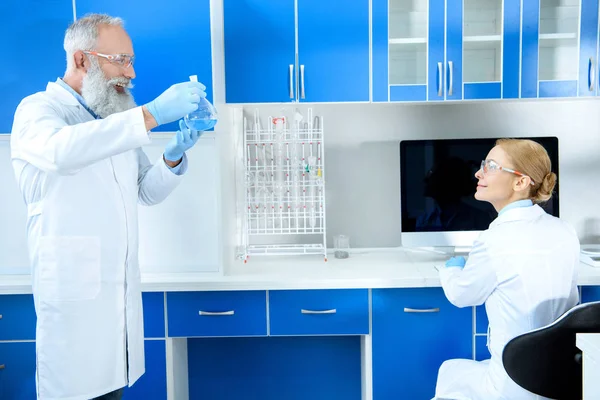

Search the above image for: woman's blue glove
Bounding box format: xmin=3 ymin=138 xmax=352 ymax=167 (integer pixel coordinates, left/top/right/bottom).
xmin=164 ymin=120 xmax=201 ymax=162
xmin=146 ymin=81 xmax=207 ymax=126
xmin=445 ymin=256 xmax=466 ymax=268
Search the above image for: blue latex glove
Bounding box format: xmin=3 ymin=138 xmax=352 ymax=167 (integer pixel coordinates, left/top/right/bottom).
xmin=145 ymin=81 xmax=207 ymax=126
xmin=164 ymin=119 xmax=201 ymax=162
xmin=445 ymin=256 xmax=466 ymax=268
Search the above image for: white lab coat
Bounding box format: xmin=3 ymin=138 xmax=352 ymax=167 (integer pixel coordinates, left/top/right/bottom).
xmin=10 ymin=81 xmax=186 ymax=400
xmin=434 ymin=204 xmax=580 ymax=400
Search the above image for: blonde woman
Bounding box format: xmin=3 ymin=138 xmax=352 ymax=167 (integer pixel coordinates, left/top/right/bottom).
xmin=433 ymin=139 xmax=580 ymax=400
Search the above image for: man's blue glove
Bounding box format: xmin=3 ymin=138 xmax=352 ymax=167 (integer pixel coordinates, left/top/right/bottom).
xmin=145 ymin=81 xmax=206 ymax=126
xmin=445 ymin=256 xmax=466 ymax=268
xmin=164 ymin=119 xmax=201 ymax=162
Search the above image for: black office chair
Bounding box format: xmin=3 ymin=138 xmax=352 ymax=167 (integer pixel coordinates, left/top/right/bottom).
xmin=502 ymin=301 xmax=600 ymax=400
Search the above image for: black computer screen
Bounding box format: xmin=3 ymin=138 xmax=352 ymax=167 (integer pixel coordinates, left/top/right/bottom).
xmin=400 ymin=137 xmax=559 ymax=233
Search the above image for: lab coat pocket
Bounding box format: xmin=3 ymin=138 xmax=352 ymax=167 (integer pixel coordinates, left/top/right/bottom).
xmin=38 ymin=236 xmax=101 ymax=301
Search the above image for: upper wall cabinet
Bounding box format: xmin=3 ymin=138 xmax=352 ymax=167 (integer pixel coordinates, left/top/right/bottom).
xmin=76 ymin=0 xmax=213 ymax=132
xmin=373 ymin=0 xmax=521 ymax=102
xmin=521 ymin=0 xmax=599 ymax=98
xmin=0 ymin=0 xmax=74 ymax=134
xmin=223 ymin=0 xmax=370 ymax=103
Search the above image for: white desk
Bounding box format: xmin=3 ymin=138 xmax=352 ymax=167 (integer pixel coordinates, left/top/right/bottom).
xmin=577 ymin=333 xmax=600 ymax=400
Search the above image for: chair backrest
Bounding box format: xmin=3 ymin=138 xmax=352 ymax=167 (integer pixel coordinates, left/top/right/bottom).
xmin=502 ymin=301 xmax=600 ymax=400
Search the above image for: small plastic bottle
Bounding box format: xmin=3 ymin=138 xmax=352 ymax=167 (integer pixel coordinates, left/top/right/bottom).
xmin=184 ymin=75 xmax=218 ymax=131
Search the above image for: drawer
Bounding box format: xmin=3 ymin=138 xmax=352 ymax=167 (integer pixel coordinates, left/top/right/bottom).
xmin=166 ymin=291 xmax=267 ymax=337
xmin=269 ymin=289 xmax=369 ymax=335
xmin=142 ymin=292 xmax=165 ymax=338
xmin=0 ymin=295 xmax=36 ymax=340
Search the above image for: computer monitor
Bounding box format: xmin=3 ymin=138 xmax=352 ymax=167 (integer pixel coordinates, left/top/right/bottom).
xmin=399 ymin=137 xmax=559 ymax=249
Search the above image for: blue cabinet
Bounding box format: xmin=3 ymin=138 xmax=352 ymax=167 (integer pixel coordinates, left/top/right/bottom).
xmin=269 ymin=289 xmax=369 ymax=335
xmin=372 ymin=288 xmax=472 ymax=399
xmin=522 ymin=0 xmax=599 ymax=98
xmin=581 ymin=285 xmax=600 ymax=302
xmin=373 ymin=0 xmax=521 ymax=102
xmin=224 ymin=0 xmax=369 ymax=103
xmin=0 ymin=342 xmax=37 ymax=400
xmin=0 ymin=294 xmax=36 ymax=341
xmin=0 ymin=0 xmax=73 ymax=134
xmin=124 ymin=340 xmax=167 ymax=400
xmin=76 ymin=0 xmax=213 ymax=132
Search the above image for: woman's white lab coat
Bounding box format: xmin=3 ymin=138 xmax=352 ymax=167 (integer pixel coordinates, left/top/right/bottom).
xmin=434 ymin=204 xmax=580 ymax=400
xmin=10 ymin=81 xmax=186 ymax=400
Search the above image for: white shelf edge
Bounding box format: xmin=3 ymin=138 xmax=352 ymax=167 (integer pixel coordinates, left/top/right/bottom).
xmin=539 ymin=33 xmax=577 ymax=40
xmin=463 ymin=35 xmax=502 ymax=43
xmin=389 ymin=38 xmax=427 ymax=45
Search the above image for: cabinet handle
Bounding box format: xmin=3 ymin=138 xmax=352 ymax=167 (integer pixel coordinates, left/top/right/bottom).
xmin=199 ymin=310 xmax=235 ymax=316
xmin=289 ymin=64 xmax=294 ymax=99
xmin=447 ymin=61 xmax=454 ymax=96
xmin=437 ymin=62 xmax=443 ymax=97
xmin=589 ymin=57 xmax=595 ymax=92
xmin=300 ymin=64 xmax=305 ymax=99
xmin=0 ymin=364 xmax=5 ymax=370
xmin=0 ymin=314 xmax=3 ymax=319
xmin=301 ymin=308 xmax=336 ymax=314
xmin=403 ymin=307 xmax=440 ymax=313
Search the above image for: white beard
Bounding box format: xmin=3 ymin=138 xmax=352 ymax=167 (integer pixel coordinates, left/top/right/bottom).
xmin=81 ymin=58 xmax=136 ymax=118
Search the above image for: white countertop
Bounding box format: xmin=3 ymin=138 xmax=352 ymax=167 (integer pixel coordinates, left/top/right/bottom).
xmin=2 ymin=248 xmax=600 ymax=294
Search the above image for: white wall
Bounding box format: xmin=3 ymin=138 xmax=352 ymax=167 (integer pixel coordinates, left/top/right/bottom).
xmin=239 ymin=99 xmax=600 ymax=249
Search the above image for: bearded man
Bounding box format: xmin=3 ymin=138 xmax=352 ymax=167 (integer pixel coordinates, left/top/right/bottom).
xmin=10 ymin=13 xmax=205 ymax=400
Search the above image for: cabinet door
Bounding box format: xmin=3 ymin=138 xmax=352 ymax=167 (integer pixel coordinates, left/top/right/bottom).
xmin=0 ymin=342 xmax=37 ymax=400
xmin=522 ymin=0 xmax=596 ymax=98
xmin=123 ymin=340 xmax=167 ymax=400
xmin=372 ymin=288 xmax=472 ymax=400
xmin=428 ymin=0 xmax=446 ymax=101
xmin=0 ymin=0 xmax=73 ymax=134
xmin=445 ymin=0 xmax=463 ymax=101
xmin=462 ymin=0 xmax=521 ymax=100
xmin=373 ymin=0 xmax=429 ymax=102
xmin=224 ymin=0 xmax=295 ymax=103
xmin=297 ymin=0 xmax=369 ymax=102
xmin=581 ymin=286 xmax=600 ymax=303
xmin=76 ymin=0 xmax=213 ymax=133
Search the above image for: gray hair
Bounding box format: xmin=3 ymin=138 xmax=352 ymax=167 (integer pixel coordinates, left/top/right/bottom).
xmin=64 ymin=13 xmax=124 ymax=72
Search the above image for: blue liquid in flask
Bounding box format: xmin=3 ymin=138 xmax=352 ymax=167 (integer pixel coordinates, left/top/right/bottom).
xmin=185 ymin=74 xmax=218 ymax=131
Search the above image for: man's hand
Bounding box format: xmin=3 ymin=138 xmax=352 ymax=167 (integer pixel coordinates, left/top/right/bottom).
xmin=163 ymin=119 xmax=201 ymax=164
xmin=145 ymin=81 xmax=206 ymax=127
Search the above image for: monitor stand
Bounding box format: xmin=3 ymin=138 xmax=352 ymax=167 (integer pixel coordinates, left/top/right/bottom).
xmin=452 ymin=246 xmax=473 ymax=256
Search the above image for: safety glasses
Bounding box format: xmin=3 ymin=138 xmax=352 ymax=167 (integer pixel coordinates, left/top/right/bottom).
xmin=480 ymin=159 xmax=535 ymax=185
xmin=83 ymin=51 xmax=135 ymax=68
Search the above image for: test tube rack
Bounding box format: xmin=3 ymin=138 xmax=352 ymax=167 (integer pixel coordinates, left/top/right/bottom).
xmin=240 ymin=108 xmax=327 ymax=262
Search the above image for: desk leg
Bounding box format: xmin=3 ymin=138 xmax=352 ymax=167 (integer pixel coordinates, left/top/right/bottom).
xmin=166 ymin=338 xmax=189 ymax=400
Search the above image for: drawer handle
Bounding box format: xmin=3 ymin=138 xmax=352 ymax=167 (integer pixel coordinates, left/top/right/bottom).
xmin=301 ymin=309 xmax=337 ymax=314
xmin=0 ymin=314 xmax=3 ymax=319
xmin=199 ymin=310 xmax=235 ymax=316
xmin=404 ymin=307 xmax=440 ymax=313
xmin=0 ymin=364 xmax=5 ymax=370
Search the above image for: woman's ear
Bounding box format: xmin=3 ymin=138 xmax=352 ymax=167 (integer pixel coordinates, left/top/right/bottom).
xmin=513 ymin=176 xmax=532 ymax=194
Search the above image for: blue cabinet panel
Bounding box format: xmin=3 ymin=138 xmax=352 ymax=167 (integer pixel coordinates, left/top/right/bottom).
xmin=579 ymin=0 xmax=599 ymax=96
xmin=188 ymin=336 xmax=361 ymax=400
xmin=581 ymin=286 xmax=600 ymax=303
xmin=372 ymin=0 xmax=389 ymax=102
xmin=464 ymin=83 xmax=501 ymax=100
xmin=0 ymin=342 xmax=37 ymax=400
xmin=297 ymin=0 xmax=369 ymax=102
xmin=0 ymin=0 xmax=73 ymax=134
xmin=76 ymin=0 xmax=213 ymax=132
xmin=0 ymin=295 xmax=36 ymax=340
xmin=521 ymin=0 xmax=540 ymax=98
xmin=503 ymin=0 xmax=521 ymax=99
xmin=123 ymin=340 xmax=167 ymax=400
xmin=224 ymin=0 xmax=295 ymax=103
xmin=428 ymin=0 xmax=446 ymax=101
xmin=372 ymin=288 xmax=472 ymax=399
xmin=476 ymin=305 xmax=489 ymax=334
xmin=269 ymin=289 xmax=369 ymax=335
xmin=166 ymin=291 xmax=267 ymax=337
xmin=445 ymin=0 xmax=463 ymax=101
xmin=539 ymin=81 xmax=578 ymax=98
xmin=142 ymin=292 xmax=165 ymax=338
